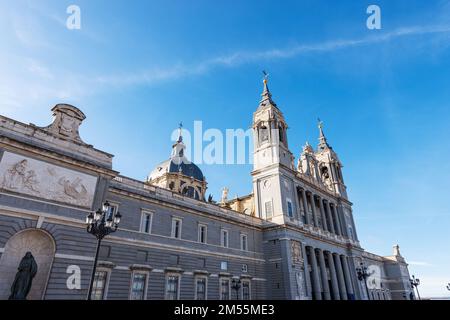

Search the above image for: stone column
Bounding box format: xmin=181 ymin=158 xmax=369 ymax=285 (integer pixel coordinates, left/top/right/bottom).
xmin=309 ymin=193 xmax=319 ymax=228
xmin=318 ymin=197 xmax=328 ymax=232
xmin=308 ymin=247 xmax=322 ymax=300
xmin=341 ymin=255 xmax=355 ymax=299
xmin=302 ymin=243 xmax=312 ymax=299
xmin=333 ymin=253 xmax=348 ymax=300
xmin=326 ymin=251 xmax=340 ymax=300
xmin=325 ymin=201 xmax=335 ymax=234
xmin=294 ymin=187 xmax=302 ymax=222
xmin=331 ymin=204 xmax=342 ymax=235
xmin=301 ymin=189 xmax=310 ymax=225
xmin=318 ymin=249 xmax=331 ymax=300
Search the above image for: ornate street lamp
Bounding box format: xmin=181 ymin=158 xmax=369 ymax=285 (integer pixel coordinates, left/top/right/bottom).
xmin=85 ymin=201 xmax=121 ymax=300
xmin=231 ymin=278 xmax=242 ymax=300
xmin=410 ymin=275 xmax=421 ymax=300
xmin=356 ymin=262 xmax=371 ymax=300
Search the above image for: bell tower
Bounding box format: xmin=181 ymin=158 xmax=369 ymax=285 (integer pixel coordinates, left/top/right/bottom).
xmin=252 ymin=74 xmax=295 ymax=221
xmin=252 ymin=74 xmax=294 ymax=171
xmin=314 ymin=120 xmax=348 ymax=199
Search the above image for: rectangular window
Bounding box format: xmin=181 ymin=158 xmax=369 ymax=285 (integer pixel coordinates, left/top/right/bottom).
xmin=166 ymin=274 xmax=180 ymax=300
xmin=198 ymin=224 xmax=207 ymax=244
xmin=195 ymin=277 xmax=207 ymax=300
xmin=140 ymin=211 xmax=153 ymax=234
xmin=130 ymin=273 xmax=147 ymax=300
xmin=240 ymin=234 xmax=248 ymax=251
xmin=287 ymin=200 xmax=293 ymax=218
xmin=264 ymin=201 xmax=273 ymax=218
xmin=241 ymin=264 xmax=248 ymax=273
xmin=220 ymin=261 xmax=228 ymax=271
xmin=169 ymin=254 xmax=179 ymax=266
xmin=242 ymin=280 xmax=251 ymax=300
xmin=91 ymin=270 xmax=108 ymax=300
xmin=220 ymin=278 xmax=230 ymax=300
xmin=171 ymin=218 xmax=182 ymax=239
xmin=348 ymin=226 xmax=354 ymax=240
xmin=106 ymin=203 xmax=119 ymax=221
xmin=221 ymin=229 xmax=229 ymax=248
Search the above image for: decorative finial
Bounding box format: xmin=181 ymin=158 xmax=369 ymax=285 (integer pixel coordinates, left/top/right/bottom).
xmin=177 ymin=122 xmax=183 ymax=143
xmin=317 ymin=117 xmax=331 ymax=151
xmin=318 ymin=118 xmax=324 ymax=130
xmin=262 ymin=70 xmax=269 ymax=84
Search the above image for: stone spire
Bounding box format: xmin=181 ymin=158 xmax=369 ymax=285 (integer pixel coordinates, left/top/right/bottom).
xmin=171 ymin=122 xmax=186 ymax=159
xmin=317 ymin=118 xmax=331 ymax=151
xmin=176 ymin=122 xmax=183 ymax=143
xmin=258 ymin=71 xmax=278 ymax=110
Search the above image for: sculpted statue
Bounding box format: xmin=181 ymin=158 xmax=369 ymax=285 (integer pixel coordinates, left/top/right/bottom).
xmin=221 ymin=187 xmax=229 ymax=203
xmin=9 ymin=252 xmax=38 ymax=300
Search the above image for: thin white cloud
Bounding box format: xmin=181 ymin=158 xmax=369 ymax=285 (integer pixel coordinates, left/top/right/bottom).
xmin=409 ymin=261 xmax=433 ymax=267
xmin=93 ymin=24 xmax=450 ymax=87
xmin=2 ymin=23 xmax=450 ymax=115
xmin=26 ymin=58 xmax=54 ymax=79
xmin=414 ymin=275 xmax=450 ymax=298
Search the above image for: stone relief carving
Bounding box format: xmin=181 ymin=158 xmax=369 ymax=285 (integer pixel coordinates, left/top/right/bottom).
xmin=291 ymin=240 xmax=303 ymax=265
xmin=295 ymin=272 xmax=307 ymax=300
xmin=2 ymin=159 xmax=40 ymax=193
xmin=0 ymin=152 xmax=97 ymax=208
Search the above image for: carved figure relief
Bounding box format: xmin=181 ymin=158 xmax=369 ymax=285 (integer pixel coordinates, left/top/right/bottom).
xmin=1 ymin=160 xmax=40 ymax=194
xmin=0 ymin=152 xmax=97 ymax=207
xmin=291 ymin=241 xmax=303 ymax=265
xmin=295 ymin=272 xmax=306 ymax=300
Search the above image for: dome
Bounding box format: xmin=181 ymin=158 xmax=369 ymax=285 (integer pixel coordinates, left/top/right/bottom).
xmin=149 ymin=158 xmax=204 ymax=182
xmin=147 ymin=124 xmax=207 ymax=201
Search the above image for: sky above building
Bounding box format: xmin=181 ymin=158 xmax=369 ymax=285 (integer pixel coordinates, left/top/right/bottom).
xmin=1 ymin=0 xmax=450 ymax=298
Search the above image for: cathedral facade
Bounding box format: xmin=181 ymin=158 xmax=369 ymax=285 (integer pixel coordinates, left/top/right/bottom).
xmin=0 ymin=79 xmax=414 ymax=300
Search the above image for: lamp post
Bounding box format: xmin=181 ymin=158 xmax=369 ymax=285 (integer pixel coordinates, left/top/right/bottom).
xmin=231 ymin=278 xmax=241 ymax=300
xmin=356 ymin=262 xmax=371 ymax=300
xmin=85 ymin=201 xmax=121 ymax=300
xmin=410 ymin=275 xmax=421 ymax=300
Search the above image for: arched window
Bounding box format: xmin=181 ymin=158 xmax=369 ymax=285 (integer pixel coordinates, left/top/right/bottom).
xmin=259 ymin=125 xmax=269 ymax=143
xmin=182 ymin=186 xmax=200 ymax=200
xmin=278 ymin=125 xmax=284 ymax=143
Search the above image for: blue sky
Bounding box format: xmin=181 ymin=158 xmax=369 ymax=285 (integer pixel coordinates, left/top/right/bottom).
xmin=1 ymin=0 xmax=450 ymax=298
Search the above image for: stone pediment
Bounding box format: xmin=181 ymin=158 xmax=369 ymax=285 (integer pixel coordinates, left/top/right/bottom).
xmin=0 ymin=104 xmax=114 ymax=169
xmin=44 ymin=104 xmax=87 ymax=144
